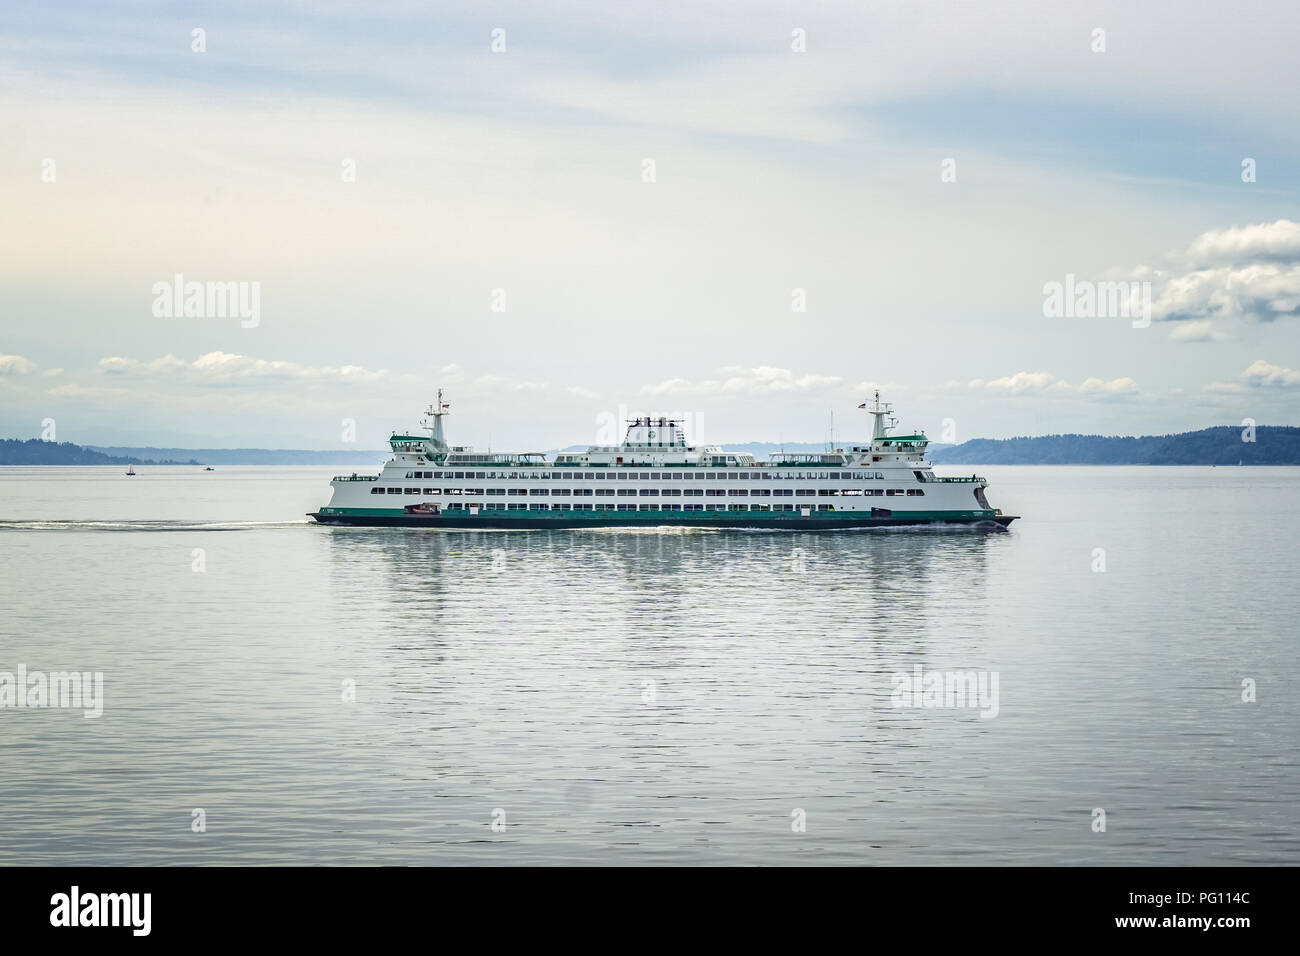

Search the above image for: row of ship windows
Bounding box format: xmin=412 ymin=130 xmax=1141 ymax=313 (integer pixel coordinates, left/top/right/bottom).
xmin=428 ymin=503 xmax=841 ymax=512
xmin=403 ymin=470 xmax=901 ymax=481
xmin=373 ymin=487 xmax=925 ymax=497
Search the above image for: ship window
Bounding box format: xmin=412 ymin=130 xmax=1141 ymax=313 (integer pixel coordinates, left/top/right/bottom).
xmin=818 ymin=505 xmax=833 ymax=511
xmin=529 ymin=503 xmax=549 ymax=510
xmin=530 ymin=489 xmax=549 ymax=496
xmin=774 ymin=504 xmax=793 ymax=512
xmin=638 ymin=504 xmax=657 ymax=511
xmin=486 ymin=489 xmax=504 ymax=495
xmin=661 ymin=489 xmax=681 ymax=497
xmin=907 ymin=489 xmax=925 ymax=496
xmin=464 ymin=488 xmax=484 ymax=495
xmin=728 ymin=504 xmax=747 ymax=512
xmin=706 ymin=489 xmax=725 ymax=497
xmin=422 ymin=488 xmax=435 ymax=495
xmin=773 ymin=489 xmax=792 ymax=496
xmin=617 ymin=489 xmax=636 ymax=496
xmin=371 ymin=487 xmax=384 ymax=494
xmin=750 ymin=489 xmax=769 ymax=496
xmin=840 ymin=489 xmax=862 ymax=496
xmin=683 ymin=488 xmax=703 ymax=496
xmin=386 ymin=488 xmax=401 ymax=494
xmin=750 ymin=504 xmax=770 ymax=511
xmin=552 ymin=489 xmax=571 ymax=496
xmin=663 ymin=504 xmax=681 ymax=511
xmin=573 ymin=503 xmax=592 ymax=511
xmin=508 ymin=503 xmax=526 ymax=510
xmin=886 ymin=489 xmax=902 ymax=496
xmin=595 ymin=489 xmax=614 ymax=496
xmin=685 ymin=504 xmax=703 ymax=511
xmin=638 ymin=489 xmax=658 ymax=496
xmin=617 ymin=504 xmax=636 ymax=511
xmin=727 ymin=489 xmax=747 ymax=497
xmin=552 ymin=504 xmax=570 ymax=511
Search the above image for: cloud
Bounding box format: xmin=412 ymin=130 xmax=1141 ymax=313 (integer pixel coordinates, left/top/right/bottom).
xmin=641 ymin=366 xmax=842 ymax=396
xmin=1129 ymin=220 xmax=1300 ymax=326
xmin=1078 ymin=377 xmax=1139 ymax=396
xmin=97 ymin=352 xmax=403 ymax=386
xmin=0 ymin=354 xmax=36 ymax=375
xmin=964 ymin=371 xmax=1137 ymax=399
xmin=1168 ymin=320 xmax=1227 ymax=343
xmin=1240 ymin=359 xmax=1300 ymax=387
xmin=1183 ymin=220 xmax=1300 ymax=266
xmin=973 ymin=371 xmax=1070 ymax=395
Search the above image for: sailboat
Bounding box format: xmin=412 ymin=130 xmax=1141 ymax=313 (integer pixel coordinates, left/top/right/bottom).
xmin=125 ymin=464 xmax=136 ymax=476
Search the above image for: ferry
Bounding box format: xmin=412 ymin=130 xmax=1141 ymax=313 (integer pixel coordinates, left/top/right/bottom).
xmin=308 ymin=391 xmax=1017 ymax=530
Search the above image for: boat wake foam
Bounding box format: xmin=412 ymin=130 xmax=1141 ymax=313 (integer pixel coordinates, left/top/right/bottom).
xmin=0 ymin=519 xmax=312 ymax=532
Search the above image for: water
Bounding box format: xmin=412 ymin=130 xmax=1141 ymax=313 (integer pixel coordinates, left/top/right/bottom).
xmin=0 ymin=465 xmax=1296 ymax=865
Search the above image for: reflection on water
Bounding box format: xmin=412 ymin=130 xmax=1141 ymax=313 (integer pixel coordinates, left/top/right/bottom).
xmin=0 ymin=466 xmax=1297 ymax=864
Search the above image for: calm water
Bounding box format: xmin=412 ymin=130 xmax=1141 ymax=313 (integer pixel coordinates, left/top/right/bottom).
xmin=0 ymin=465 xmax=1296 ymax=865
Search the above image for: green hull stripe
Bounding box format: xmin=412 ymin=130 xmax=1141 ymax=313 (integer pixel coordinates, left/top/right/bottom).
xmin=314 ymin=507 xmax=995 ymax=522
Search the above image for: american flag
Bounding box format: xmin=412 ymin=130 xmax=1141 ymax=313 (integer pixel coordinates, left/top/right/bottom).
xmin=857 ymin=403 xmax=867 ymax=408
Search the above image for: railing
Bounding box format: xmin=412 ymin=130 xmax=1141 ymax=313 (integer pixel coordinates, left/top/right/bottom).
xmin=332 ymin=474 xmax=379 ymax=481
xmin=930 ymin=476 xmax=984 ymax=483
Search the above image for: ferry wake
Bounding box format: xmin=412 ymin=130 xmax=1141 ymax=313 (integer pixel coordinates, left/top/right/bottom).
xmin=308 ymin=391 xmax=1018 ymax=530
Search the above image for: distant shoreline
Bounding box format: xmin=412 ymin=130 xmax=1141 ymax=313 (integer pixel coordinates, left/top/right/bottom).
xmin=2 ymin=425 xmax=1298 ymax=466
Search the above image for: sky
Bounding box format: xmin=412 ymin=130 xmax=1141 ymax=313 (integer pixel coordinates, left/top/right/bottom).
xmin=2 ymin=0 xmax=1298 ymax=449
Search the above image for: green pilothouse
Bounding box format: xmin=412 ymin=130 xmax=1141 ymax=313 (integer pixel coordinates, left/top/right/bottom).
xmin=309 ymin=391 xmax=1017 ymax=529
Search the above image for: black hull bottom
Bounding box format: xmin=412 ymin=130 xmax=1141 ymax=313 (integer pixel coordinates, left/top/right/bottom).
xmin=308 ymin=513 xmax=1017 ymax=531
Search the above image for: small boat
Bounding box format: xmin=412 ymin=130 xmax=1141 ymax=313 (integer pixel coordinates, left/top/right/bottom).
xmin=125 ymin=465 xmax=136 ymax=476
xmin=204 ymin=466 xmax=215 ymax=471
xmin=403 ymin=503 xmax=441 ymax=517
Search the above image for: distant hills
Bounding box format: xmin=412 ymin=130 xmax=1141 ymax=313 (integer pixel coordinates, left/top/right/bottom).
xmin=87 ymin=446 xmax=389 ymax=466
xmin=2 ymin=427 xmax=1297 ymax=465
xmin=928 ymin=426 xmax=1300 ymax=465
xmin=0 ymin=439 xmax=199 ymax=466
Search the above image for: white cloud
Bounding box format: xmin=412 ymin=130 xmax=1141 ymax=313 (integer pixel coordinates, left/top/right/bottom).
xmin=1130 ymin=220 xmax=1300 ymax=327
xmin=0 ymin=354 xmax=36 ymax=375
xmin=641 ymin=366 xmax=842 ymax=396
xmin=1168 ymin=320 xmax=1227 ymax=342
xmin=1078 ymin=377 xmax=1139 ymax=396
xmin=1240 ymin=359 xmax=1300 ymax=387
xmin=98 ymin=352 xmax=402 ymax=386
xmin=966 ymin=371 xmax=1137 ymax=399
xmin=975 ymin=371 xmax=1070 ymax=395
xmin=1184 ymin=220 xmax=1300 ymax=266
